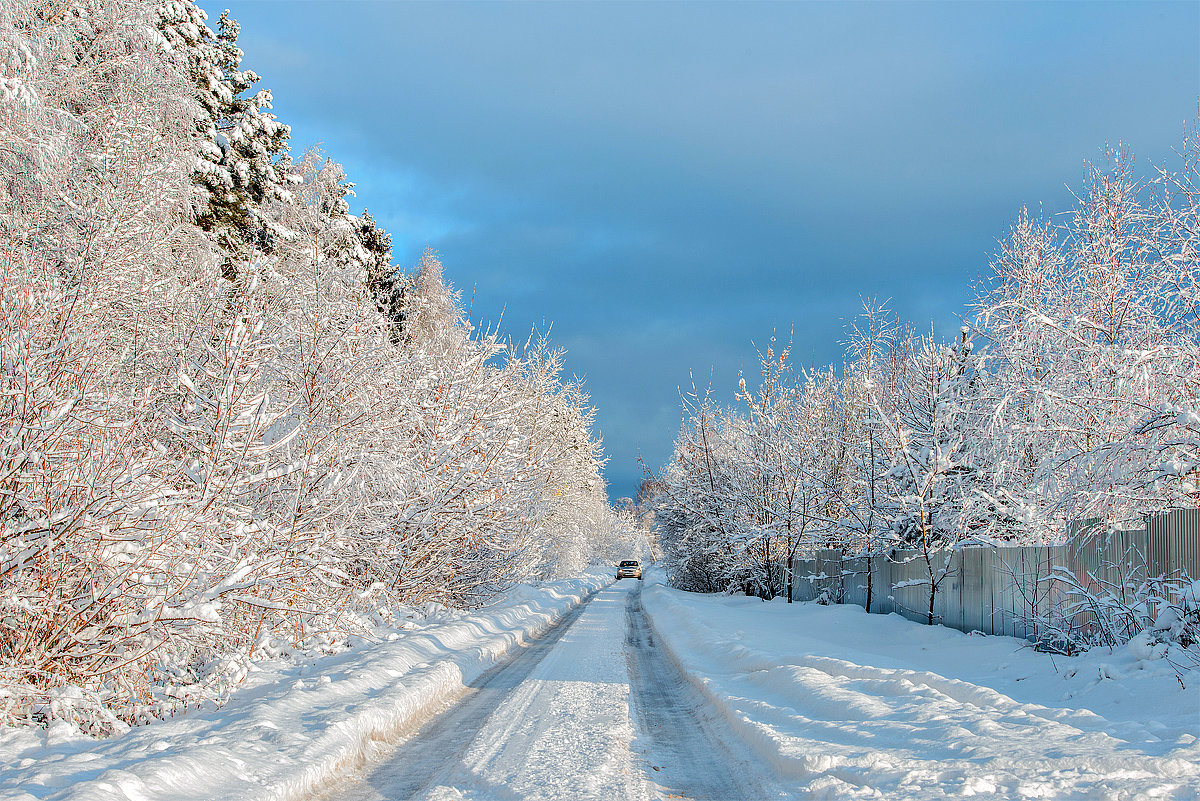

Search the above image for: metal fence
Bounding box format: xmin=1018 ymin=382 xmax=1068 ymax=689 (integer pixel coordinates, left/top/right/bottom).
xmin=789 ymin=508 xmax=1200 ymax=640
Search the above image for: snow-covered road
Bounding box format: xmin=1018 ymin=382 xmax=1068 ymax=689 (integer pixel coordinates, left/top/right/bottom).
xmin=8 ymin=574 xmax=1194 ymax=801
xmin=323 ymin=581 xmax=777 ymax=801
xmin=322 ymin=578 xmax=1200 ymax=801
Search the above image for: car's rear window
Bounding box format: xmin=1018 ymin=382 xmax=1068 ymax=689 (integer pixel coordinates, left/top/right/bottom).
xmin=620 ymin=561 xmax=639 ymax=567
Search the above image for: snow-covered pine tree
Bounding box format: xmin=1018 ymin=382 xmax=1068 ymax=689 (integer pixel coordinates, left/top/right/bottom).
xmin=404 ymin=247 xmax=462 ymax=346
xmin=359 ymin=210 xmax=411 ymax=342
xmin=156 ymin=1 xmax=297 ymax=263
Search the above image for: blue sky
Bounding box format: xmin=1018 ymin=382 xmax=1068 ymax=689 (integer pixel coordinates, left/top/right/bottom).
xmin=220 ymin=0 xmax=1199 ymax=502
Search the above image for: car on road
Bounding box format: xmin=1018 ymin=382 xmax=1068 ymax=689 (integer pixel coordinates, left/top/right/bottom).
xmin=616 ymin=560 xmax=642 ymax=580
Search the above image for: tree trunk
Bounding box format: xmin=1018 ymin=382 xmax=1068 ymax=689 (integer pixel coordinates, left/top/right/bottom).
xmin=787 ymin=552 xmax=794 ymax=603
xmin=865 ymin=557 xmax=873 ymax=613
xmin=786 ymin=520 xmax=794 ymax=603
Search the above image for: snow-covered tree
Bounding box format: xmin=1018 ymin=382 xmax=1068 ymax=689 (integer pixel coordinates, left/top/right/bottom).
xmin=651 ymin=386 xmax=744 ymax=592
xmin=973 ymin=139 xmax=1200 ymax=533
xmin=871 ymin=328 xmax=985 ymax=623
xmin=156 ymin=1 xmax=297 ymax=259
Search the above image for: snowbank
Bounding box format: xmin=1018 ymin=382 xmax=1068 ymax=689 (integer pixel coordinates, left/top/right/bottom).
xmin=0 ymin=572 xmax=609 ymax=801
xmin=641 ymin=577 xmax=1200 ymax=800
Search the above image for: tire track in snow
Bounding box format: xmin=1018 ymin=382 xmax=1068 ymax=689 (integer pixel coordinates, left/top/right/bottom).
xmin=625 ymin=584 xmax=782 ymax=801
xmin=314 ymin=582 xmax=784 ymax=801
xmin=311 ymin=588 xmax=601 ymax=801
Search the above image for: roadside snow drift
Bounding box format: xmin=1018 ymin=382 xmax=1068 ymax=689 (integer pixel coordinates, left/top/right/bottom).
xmin=642 ymin=581 xmax=1200 ymax=800
xmin=0 ymin=573 xmax=609 ymax=801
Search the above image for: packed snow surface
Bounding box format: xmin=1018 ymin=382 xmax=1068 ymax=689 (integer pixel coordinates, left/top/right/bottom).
xmin=325 ymin=579 xmax=773 ymax=801
xmin=641 ymin=580 xmax=1200 ymax=800
xmin=0 ymin=572 xmax=609 ymax=801
xmin=332 ymin=582 xmax=648 ymax=800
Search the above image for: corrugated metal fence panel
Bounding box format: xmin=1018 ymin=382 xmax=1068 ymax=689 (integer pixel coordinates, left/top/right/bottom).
xmin=1019 ymin=545 xmax=1043 ymax=639
xmin=984 ymin=546 xmax=1004 ymax=634
xmin=1122 ymin=529 xmax=1152 ymax=621
xmin=790 ymin=552 xmax=845 ymax=602
xmin=789 ymin=511 xmax=1197 ymax=597
xmin=814 ymin=549 xmax=843 ymax=601
xmin=960 ymin=547 xmax=985 ymax=633
xmin=974 ymin=547 xmax=990 ymax=633
xmin=1019 ymin=546 xmax=1044 ymax=643
xmin=1010 ymin=545 xmax=1052 ymax=643
xmin=1042 ymin=545 xmax=1070 ymax=643
xmin=1009 ymin=546 xmax=1034 ymax=639
xmin=1067 ymin=517 xmax=1104 ymax=540
xmin=1067 ymin=534 xmax=1102 ymax=640
xmin=1095 ymin=531 xmax=1123 ymax=599
xmin=1118 ymin=528 xmax=1149 ymax=586
xmin=871 ymin=555 xmax=893 ymax=615
xmin=988 ymin=547 xmax=1019 ymax=638
xmin=1167 ymin=508 xmax=1200 ymax=580
xmin=934 ymin=550 xmax=963 ymax=630
xmin=981 ymin=546 xmax=1001 ymax=635
xmin=1029 ymin=546 xmax=1055 ymax=639
xmin=1070 ymin=533 xmax=1100 ymax=583
xmin=1011 ymin=546 xmax=1037 ymax=640
xmin=789 ymin=556 xmax=818 ymax=602
xmin=1148 ymin=513 xmax=1171 ymax=581
xmin=882 ymin=550 xmax=910 ymax=619
xmin=1184 ymin=511 xmax=1200 ymax=579
xmin=784 ymin=512 xmax=1199 ymax=642
xmin=842 ymin=556 xmax=869 ymax=607
xmin=887 ymin=549 xmax=930 ymax=624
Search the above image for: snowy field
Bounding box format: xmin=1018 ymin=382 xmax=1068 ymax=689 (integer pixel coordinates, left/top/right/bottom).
xmin=642 ymin=580 xmax=1200 ymax=800
xmin=0 ymin=573 xmax=609 ymax=801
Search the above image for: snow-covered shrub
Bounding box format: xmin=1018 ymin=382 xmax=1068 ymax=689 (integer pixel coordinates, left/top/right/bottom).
xmin=1151 ymin=579 xmax=1200 ymax=653
xmin=1028 ymin=560 xmax=1199 ymax=676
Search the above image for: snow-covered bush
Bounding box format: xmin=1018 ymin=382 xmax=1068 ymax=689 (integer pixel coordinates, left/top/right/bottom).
xmin=1028 ymin=561 xmax=1199 ymax=677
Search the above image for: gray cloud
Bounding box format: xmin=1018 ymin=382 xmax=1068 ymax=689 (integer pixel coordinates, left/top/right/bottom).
xmin=227 ymin=0 xmax=1199 ymax=500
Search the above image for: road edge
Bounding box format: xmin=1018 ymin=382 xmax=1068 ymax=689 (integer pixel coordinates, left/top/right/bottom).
xmin=639 ymin=583 xmax=801 ymax=779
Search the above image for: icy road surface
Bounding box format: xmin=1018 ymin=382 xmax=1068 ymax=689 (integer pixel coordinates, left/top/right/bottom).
xmin=323 ymin=581 xmax=776 ymax=801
